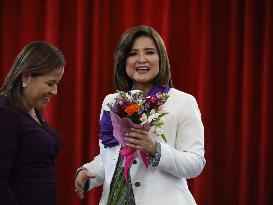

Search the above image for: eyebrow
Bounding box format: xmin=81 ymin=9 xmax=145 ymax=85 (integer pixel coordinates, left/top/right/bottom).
xmin=131 ymin=47 xmax=157 ymax=51
xmin=47 ymin=79 xmax=60 ymax=84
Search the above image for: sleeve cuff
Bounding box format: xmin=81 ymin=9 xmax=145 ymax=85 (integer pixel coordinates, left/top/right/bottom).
xmin=148 ymin=142 xmax=161 ymax=167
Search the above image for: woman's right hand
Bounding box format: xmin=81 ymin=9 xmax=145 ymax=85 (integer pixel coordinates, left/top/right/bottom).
xmin=74 ymin=169 xmax=95 ymax=199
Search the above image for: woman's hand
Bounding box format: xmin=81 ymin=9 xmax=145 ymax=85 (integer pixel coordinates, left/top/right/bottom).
xmin=74 ymin=169 xmax=95 ymax=199
xmin=125 ymin=128 xmax=157 ymax=155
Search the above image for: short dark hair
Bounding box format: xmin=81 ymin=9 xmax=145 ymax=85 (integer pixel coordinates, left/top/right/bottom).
xmin=114 ymin=25 xmax=173 ymax=91
xmin=0 ymin=41 xmax=65 ymax=111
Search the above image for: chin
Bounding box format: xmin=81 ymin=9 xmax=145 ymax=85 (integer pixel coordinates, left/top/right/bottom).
xmin=35 ymin=103 xmax=47 ymax=109
xmin=134 ymin=78 xmax=152 ymax=83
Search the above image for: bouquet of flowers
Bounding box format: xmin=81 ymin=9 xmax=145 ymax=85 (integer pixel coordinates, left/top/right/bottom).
xmin=107 ymin=90 xmax=169 ymax=179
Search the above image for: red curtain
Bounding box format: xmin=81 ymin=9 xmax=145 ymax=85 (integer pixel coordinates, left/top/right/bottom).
xmin=0 ymin=0 xmax=272 ymax=204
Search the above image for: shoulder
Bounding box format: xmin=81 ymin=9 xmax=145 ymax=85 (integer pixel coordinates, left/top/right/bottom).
xmin=0 ymin=96 xmax=22 ymax=129
xmin=166 ymin=88 xmax=201 ymax=115
xmin=101 ymin=93 xmax=118 ymax=111
xmin=103 ymin=93 xmax=118 ymax=103
xmin=168 ymin=88 xmax=197 ymax=103
xmin=167 ymin=88 xmax=202 ymax=120
xmin=0 ymin=96 xmax=20 ymax=118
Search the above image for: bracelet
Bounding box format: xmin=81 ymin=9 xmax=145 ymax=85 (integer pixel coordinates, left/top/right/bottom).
xmin=148 ymin=142 xmax=161 ymax=167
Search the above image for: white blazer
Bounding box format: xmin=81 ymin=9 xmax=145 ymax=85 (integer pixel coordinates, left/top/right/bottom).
xmin=83 ymin=88 xmax=205 ymax=205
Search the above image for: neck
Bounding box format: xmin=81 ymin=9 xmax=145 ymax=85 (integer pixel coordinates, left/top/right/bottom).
xmin=21 ymin=94 xmax=34 ymax=113
xmin=28 ymin=108 xmax=36 ymax=116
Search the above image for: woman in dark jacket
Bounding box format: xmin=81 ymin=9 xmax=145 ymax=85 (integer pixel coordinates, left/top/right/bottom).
xmin=0 ymin=41 xmax=65 ymax=205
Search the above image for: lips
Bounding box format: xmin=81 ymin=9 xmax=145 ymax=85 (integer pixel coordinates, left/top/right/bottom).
xmin=136 ymin=66 xmax=150 ymax=71
xmin=43 ymin=96 xmax=51 ymax=102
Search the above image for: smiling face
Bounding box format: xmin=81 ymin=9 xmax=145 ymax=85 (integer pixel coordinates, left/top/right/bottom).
xmin=125 ymin=36 xmax=159 ymax=93
xmin=21 ymin=67 xmax=64 ymax=111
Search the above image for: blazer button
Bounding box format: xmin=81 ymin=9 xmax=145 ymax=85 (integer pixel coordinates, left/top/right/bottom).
xmin=133 ymin=160 xmax=137 ymax=164
xmin=135 ymin=182 xmax=141 ymax=187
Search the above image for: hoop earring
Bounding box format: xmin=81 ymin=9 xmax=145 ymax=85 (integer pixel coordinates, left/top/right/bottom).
xmin=22 ymin=82 xmax=27 ymax=88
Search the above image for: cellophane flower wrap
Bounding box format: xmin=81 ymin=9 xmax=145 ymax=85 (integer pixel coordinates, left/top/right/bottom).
xmin=107 ymin=90 xmax=169 ymax=179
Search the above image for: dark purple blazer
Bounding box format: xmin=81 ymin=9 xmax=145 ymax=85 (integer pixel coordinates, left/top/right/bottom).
xmin=0 ymin=96 xmax=60 ymax=205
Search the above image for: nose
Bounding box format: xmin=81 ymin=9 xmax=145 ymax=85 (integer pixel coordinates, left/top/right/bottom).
xmin=137 ymin=53 xmax=147 ymax=63
xmin=50 ymin=85 xmax=58 ymax=95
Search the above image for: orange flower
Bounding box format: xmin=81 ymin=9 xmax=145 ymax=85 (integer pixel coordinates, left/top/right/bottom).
xmin=125 ymin=103 xmax=140 ymax=115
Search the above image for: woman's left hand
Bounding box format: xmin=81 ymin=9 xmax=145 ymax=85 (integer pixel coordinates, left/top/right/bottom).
xmin=125 ymin=128 xmax=157 ymax=155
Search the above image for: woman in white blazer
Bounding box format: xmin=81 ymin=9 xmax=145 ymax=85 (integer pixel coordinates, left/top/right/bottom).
xmin=75 ymin=25 xmax=205 ymax=205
